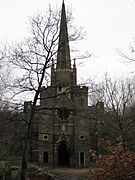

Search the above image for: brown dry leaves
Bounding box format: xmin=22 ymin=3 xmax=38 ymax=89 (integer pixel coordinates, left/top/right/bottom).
xmin=89 ymin=137 xmax=135 ymax=180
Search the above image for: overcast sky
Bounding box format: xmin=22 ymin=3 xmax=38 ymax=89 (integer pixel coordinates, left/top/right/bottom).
xmin=0 ymin=0 xmax=135 ymax=81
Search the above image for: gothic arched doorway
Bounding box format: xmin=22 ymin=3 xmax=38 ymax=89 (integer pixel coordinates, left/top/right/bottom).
xmin=58 ymin=141 xmax=70 ymax=167
xmin=79 ymin=152 xmax=85 ymax=166
xmin=43 ymin=151 xmax=48 ymax=163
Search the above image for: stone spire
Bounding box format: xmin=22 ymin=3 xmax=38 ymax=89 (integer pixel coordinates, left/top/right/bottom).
xmin=56 ymin=0 xmax=71 ymax=69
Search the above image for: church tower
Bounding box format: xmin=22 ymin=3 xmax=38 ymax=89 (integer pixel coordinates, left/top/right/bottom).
xmin=28 ymin=1 xmax=91 ymax=167
xmin=51 ymin=1 xmax=77 ymax=87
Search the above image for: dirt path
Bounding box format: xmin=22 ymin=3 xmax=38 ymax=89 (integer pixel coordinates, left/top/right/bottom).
xmin=47 ymin=168 xmax=90 ymax=180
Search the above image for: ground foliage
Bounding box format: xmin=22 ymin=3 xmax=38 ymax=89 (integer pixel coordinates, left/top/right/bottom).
xmin=89 ymin=137 xmax=135 ymax=180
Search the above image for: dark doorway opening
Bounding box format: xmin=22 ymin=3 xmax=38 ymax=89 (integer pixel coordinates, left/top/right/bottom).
xmin=43 ymin=151 xmax=48 ymax=163
xmin=58 ymin=141 xmax=70 ymax=167
xmin=80 ymin=152 xmax=85 ymax=166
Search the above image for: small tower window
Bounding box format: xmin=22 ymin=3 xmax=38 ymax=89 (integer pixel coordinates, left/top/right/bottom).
xmin=59 ymin=86 xmax=62 ymax=91
xmin=80 ymin=97 xmax=84 ymax=106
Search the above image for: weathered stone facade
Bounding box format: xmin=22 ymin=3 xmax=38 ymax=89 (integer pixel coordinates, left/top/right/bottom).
xmin=24 ymin=1 xmax=103 ymax=167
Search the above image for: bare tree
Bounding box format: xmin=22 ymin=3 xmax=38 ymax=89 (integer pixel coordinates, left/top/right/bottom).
xmin=0 ymin=105 xmax=24 ymax=159
xmin=117 ymin=38 xmax=135 ymax=63
xmin=0 ymin=45 xmax=11 ymax=107
xmin=88 ymin=75 xmax=135 ymax=151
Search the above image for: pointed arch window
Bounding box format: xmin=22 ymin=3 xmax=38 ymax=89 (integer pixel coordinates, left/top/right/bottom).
xmin=57 ymin=107 xmax=70 ymax=119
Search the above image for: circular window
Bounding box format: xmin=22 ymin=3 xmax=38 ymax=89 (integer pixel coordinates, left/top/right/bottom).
xmin=43 ymin=134 xmax=49 ymax=141
xmin=79 ymin=135 xmax=85 ymax=140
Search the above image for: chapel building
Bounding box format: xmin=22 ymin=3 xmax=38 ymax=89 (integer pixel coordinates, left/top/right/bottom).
xmin=24 ymin=1 xmax=103 ymax=167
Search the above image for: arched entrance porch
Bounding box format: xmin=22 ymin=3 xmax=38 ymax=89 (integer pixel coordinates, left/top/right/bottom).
xmin=58 ymin=140 xmax=70 ymax=167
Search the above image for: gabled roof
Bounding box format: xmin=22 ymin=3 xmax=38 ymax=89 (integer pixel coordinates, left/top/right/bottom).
xmin=54 ymin=92 xmax=74 ymax=110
